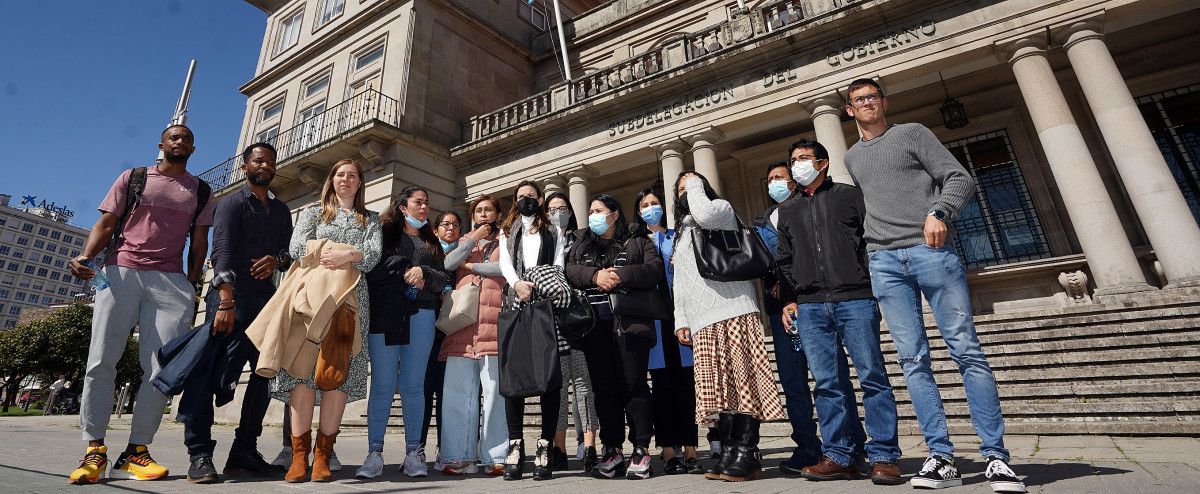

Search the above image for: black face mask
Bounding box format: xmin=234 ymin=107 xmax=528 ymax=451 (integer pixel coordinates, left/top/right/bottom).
xmin=517 ymin=197 xmax=540 ymax=217
xmin=473 ymin=220 xmax=498 ymax=232
xmin=675 ymin=193 xmax=690 ymax=217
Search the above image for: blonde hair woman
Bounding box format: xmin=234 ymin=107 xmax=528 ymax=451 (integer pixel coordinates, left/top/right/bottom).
xmin=276 ymin=159 xmax=382 ymax=483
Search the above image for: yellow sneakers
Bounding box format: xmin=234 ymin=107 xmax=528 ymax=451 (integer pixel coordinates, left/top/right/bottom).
xmin=108 ymin=446 xmax=169 ymax=481
xmin=68 ymin=445 xmax=108 ymax=485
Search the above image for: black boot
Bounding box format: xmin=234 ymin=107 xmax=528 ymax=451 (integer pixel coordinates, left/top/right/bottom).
xmin=582 ymin=446 xmax=598 ymax=473
xmin=704 ymin=412 xmax=736 ymax=480
xmin=503 ymin=439 xmax=525 ymax=481
xmin=720 ymin=414 xmax=763 ymax=482
xmin=533 ymin=439 xmax=554 ymax=481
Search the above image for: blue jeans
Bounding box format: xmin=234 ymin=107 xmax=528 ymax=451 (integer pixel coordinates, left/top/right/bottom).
xmin=796 ymin=299 xmax=900 ymax=466
xmin=770 ymin=314 xmax=864 ymax=465
xmin=869 ymin=244 xmax=1009 ymax=461
xmin=441 ymin=355 xmax=508 ymax=465
xmin=366 ymin=308 xmax=437 ymax=454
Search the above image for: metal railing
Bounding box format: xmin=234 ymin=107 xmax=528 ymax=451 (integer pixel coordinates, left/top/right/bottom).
xmin=461 ymin=0 xmax=854 ymax=143
xmin=199 ymin=88 xmax=400 ymax=191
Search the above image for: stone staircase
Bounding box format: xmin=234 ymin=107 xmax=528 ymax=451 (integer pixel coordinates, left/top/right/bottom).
xmin=377 ymin=292 xmax=1200 ymax=436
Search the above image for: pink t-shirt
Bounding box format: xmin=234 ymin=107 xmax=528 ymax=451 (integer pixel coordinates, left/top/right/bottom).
xmin=98 ymin=167 xmax=216 ymax=273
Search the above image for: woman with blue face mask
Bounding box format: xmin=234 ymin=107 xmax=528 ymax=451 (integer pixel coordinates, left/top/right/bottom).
xmin=357 ymin=186 xmax=450 ymax=480
xmin=634 ymin=186 xmax=703 ymax=475
xmin=563 ymin=194 xmax=664 ymax=480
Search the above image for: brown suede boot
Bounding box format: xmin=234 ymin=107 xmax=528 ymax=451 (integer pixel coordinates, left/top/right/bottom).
xmin=311 ymin=430 xmax=338 ymax=482
xmin=285 ymin=431 xmax=312 ymax=483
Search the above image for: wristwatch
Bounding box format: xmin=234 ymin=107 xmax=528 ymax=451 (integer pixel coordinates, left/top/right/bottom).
xmin=928 ymin=208 xmax=948 ymax=221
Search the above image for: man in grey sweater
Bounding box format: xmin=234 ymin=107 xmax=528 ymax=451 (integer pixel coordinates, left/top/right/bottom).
xmin=843 ymin=79 xmax=1026 ymax=494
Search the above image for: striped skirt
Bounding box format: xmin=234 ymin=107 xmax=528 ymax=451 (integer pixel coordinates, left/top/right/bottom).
xmin=692 ymin=312 xmax=786 ymax=424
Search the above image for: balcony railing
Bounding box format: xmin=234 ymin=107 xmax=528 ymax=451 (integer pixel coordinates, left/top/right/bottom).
xmin=199 ymin=88 xmax=400 ymax=191
xmin=462 ymin=0 xmax=859 ymax=144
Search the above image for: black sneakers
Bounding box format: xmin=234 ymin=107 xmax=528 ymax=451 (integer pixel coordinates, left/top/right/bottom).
xmin=224 ymin=449 xmax=285 ymax=477
xmin=187 ymin=455 xmax=219 ymax=484
xmin=985 ymin=457 xmax=1027 ymax=493
xmin=911 ymin=455 xmax=961 ymax=489
xmin=549 ymin=444 xmax=569 ymax=471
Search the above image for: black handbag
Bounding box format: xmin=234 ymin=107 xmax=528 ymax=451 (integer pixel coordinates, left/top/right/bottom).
xmin=689 ymin=215 xmax=775 ymax=282
xmin=497 ymin=299 xmax=562 ymax=398
xmin=610 ymin=288 xmax=672 ymax=320
xmin=556 ymin=288 xmax=596 ymax=342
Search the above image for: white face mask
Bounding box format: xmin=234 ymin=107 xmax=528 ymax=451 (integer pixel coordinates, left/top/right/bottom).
xmin=792 ymin=159 xmax=821 ymax=186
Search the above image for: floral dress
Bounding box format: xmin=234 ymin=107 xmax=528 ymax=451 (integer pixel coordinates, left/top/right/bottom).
xmin=270 ymin=206 xmax=382 ymax=403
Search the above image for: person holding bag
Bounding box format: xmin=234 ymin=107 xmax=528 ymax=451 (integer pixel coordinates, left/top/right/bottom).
xmin=275 ymin=159 xmax=381 ymax=483
xmin=438 ymin=196 xmax=509 ymax=476
xmin=564 ymin=193 xmax=663 ymax=480
xmin=356 ymin=186 xmax=449 ymax=479
xmin=670 ymin=171 xmax=785 ymax=483
xmin=497 ymin=181 xmax=565 ymax=481
xmin=634 ymin=186 xmax=703 ymax=475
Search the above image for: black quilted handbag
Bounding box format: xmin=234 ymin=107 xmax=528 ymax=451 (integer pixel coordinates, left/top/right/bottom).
xmin=556 ymin=288 xmax=596 ymax=342
xmin=689 ymin=216 xmax=775 ymax=282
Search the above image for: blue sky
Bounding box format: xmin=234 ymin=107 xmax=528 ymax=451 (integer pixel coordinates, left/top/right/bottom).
xmin=0 ymin=1 xmax=268 ymax=228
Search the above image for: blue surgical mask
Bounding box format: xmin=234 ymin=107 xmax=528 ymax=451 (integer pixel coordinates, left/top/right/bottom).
xmin=639 ymin=205 xmax=663 ymax=226
xmin=439 ymin=239 xmax=457 ymax=253
xmin=404 ymin=214 xmax=427 ymax=229
xmin=588 ymin=213 xmax=611 ymax=235
xmin=768 ymin=180 xmax=792 ymax=203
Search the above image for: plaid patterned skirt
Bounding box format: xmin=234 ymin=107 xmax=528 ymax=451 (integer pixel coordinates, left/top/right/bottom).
xmin=692 ymin=312 xmax=786 ymax=424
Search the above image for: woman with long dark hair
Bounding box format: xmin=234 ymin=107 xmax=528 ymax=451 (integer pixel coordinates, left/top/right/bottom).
xmin=670 ymin=171 xmax=784 ymax=482
xmin=632 ymin=185 xmax=703 ymax=474
xmin=544 ymin=191 xmax=599 ymax=472
xmin=356 ymin=186 xmax=449 ymax=479
xmin=564 ymin=193 xmax=663 ymax=480
xmin=497 ymin=181 xmax=565 ymax=481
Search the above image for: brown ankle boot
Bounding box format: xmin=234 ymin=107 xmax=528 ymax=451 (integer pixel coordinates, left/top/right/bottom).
xmin=285 ymin=431 xmax=312 ymax=483
xmin=311 ymin=430 xmax=339 ymax=482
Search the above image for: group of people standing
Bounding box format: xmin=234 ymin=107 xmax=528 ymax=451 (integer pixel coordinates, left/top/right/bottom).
xmin=64 ymin=79 xmax=1026 ymax=493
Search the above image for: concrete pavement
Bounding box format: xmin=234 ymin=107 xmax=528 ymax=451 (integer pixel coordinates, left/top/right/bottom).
xmin=1 ymin=415 xmax=1198 ymax=493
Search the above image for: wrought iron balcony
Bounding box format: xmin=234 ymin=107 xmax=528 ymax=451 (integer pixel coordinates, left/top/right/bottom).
xmin=198 ymin=88 xmax=400 ymax=193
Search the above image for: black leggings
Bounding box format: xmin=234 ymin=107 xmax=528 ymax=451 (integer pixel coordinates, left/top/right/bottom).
xmin=506 ymin=390 xmax=561 ymax=442
xmin=581 ymin=319 xmax=654 ymax=449
xmin=650 ymin=366 xmax=699 ymax=448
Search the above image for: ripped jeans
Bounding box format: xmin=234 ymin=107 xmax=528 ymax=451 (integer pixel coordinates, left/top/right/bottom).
xmin=868 ymin=244 xmax=1009 ymax=462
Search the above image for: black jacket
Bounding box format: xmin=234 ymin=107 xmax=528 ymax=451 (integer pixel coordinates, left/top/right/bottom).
xmin=564 ymin=231 xmax=663 ymax=339
xmin=775 ymin=180 xmax=874 ymax=304
xmin=752 ymin=203 xmax=787 ymax=314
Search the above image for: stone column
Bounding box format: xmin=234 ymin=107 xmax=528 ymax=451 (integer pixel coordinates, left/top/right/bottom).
xmin=1059 ymin=21 xmax=1200 ymax=288
xmin=807 ymin=96 xmax=854 ymax=185
xmin=687 ymin=128 xmax=725 ymax=195
xmin=656 ymin=139 xmax=688 ymax=228
xmin=541 ymin=174 xmax=567 ymax=199
xmin=999 ymin=35 xmax=1152 ymax=297
xmin=566 ymin=166 xmax=594 ymax=222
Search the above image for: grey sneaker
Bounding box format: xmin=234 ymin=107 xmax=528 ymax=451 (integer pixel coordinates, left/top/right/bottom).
xmin=329 ymin=449 xmax=342 ymax=472
xmin=271 ymin=446 xmax=291 ymax=468
xmin=402 ymin=448 xmax=428 ymax=478
xmin=355 ymin=451 xmax=384 ymax=479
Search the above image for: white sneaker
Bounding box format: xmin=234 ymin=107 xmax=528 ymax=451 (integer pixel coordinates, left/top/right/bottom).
xmin=402 ymin=449 xmax=429 ymax=477
xmin=272 ymin=446 xmax=291 ymax=467
xmin=329 ymin=449 xmax=342 ymax=472
xmin=355 ymin=451 xmax=384 ymax=479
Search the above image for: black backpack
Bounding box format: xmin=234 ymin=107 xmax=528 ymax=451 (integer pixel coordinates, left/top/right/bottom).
xmin=104 ymin=167 xmax=211 ymax=259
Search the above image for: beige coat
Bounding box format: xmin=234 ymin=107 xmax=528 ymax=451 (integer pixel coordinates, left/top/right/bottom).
xmin=246 ymin=239 xmax=362 ymax=379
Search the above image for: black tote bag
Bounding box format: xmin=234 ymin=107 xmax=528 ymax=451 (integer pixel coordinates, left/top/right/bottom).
xmin=497 ymin=299 xmax=562 ymax=398
xmin=689 ymin=216 xmax=775 ymax=282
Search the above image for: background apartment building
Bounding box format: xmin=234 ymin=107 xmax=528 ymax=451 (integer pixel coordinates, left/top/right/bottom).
xmin=196 ymin=0 xmax=1200 ymax=434
xmin=0 ymin=195 xmax=89 ymax=329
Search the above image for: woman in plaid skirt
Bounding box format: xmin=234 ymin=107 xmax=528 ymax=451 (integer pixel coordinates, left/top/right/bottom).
xmin=669 ymin=171 xmax=785 ymax=482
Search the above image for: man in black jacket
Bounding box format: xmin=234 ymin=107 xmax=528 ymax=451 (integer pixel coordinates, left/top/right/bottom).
xmin=178 ymin=142 xmax=293 ymax=483
xmin=775 ymin=139 xmax=902 ymax=485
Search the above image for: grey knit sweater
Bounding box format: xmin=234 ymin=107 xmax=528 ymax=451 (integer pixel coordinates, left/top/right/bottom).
xmin=844 ymin=123 xmax=976 ymax=252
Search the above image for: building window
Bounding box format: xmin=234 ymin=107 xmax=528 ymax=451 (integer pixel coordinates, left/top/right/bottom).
xmin=38 ymin=227 xmax=48 ymax=236
xmin=41 ymin=255 xmax=52 ymax=265
xmin=1137 ymin=84 xmax=1200 ymax=224
xmin=256 ymin=125 xmax=281 ymax=146
xmin=54 ymin=260 xmax=64 ymax=268
xmin=0 ymin=275 xmax=11 ymax=285
xmin=14 ymin=292 xmax=24 ymax=302
xmin=944 ymin=130 xmax=1051 ymax=268
xmin=58 ymin=287 xmax=68 ymax=296
xmin=50 ymin=231 xmax=61 ymax=240
xmin=59 ymin=247 xmax=69 ymax=255
xmin=47 ymin=243 xmax=57 ymax=253
xmin=50 ymin=272 xmax=60 ymax=281
xmin=16 ymin=237 xmax=27 ymax=246
xmin=8 ymin=306 xmax=19 ymax=316
xmin=74 ymin=239 xmax=83 ymax=246
xmin=5 ymin=262 xmax=16 ymax=272
xmin=62 ymin=234 xmax=72 ymax=243
xmin=21 ymin=224 xmax=32 ymax=232
xmin=23 ymin=265 xmax=35 ymax=275
xmin=274 ymin=9 xmax=304 ymax=56
xmin=36 ymin=268 xmax=47 ymax=277
xmin=62 ymin=275 xmax=73 ymax=284
xmin=353 ymin=44 xmax=385 ymax=72
xmin=260 ymin=99 xmax=285 ymax=123
xmin=0 ymin=289 xmax=7 ymax=299
xmin=519 ymin=1 xmax=549 ymax=31
xmin=304 ymin=74 xmax=331 ymax=100
xmin=11 ymin=250 xmax=21 ymax=259
xmin=33 ymin=240 xmax=44 ymax=249
xmin=4 ymin=320 xmax=13 ymax=328
xmin=316 ymin=0 xmax=345 ymax=28
xmin=0 ymin=246 xmax=8 ymax=255
xmin=296 ymin=101 xmax=328 ymax=151
xmin=28 ymin=294 xmax=39 ymax=304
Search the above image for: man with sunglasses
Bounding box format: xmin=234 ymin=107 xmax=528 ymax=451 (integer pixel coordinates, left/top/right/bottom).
xmin=843 ymin=78 xmax=1025 ymax=493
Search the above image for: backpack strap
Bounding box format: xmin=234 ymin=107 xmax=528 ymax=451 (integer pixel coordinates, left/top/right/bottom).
xmin=104 ymin=167 xmax=147 ymax=260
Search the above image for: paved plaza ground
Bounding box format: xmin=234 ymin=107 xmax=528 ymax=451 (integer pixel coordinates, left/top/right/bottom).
xmin=1 ymin=415 xmax=1198 ymax=493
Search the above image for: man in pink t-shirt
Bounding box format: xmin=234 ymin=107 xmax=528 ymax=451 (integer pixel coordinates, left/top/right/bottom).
xmin=65 ymin=124 xmax=215 ymax=485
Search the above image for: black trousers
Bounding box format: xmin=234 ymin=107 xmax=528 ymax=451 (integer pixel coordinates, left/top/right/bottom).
xmin=181 ymin=291 xmax=272 ymax=458
xmin=650 ymin=366 xmax=699 ymax=448
xmin=420 ymin=331 xmax=446 ymax=449
xmin=580 ymin=319 xmax=654 ymax=449
xmin=505 ymin=389 xmax=561 ymax=442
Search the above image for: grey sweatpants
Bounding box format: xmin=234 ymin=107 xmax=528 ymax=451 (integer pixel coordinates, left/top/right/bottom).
xmin=80 ymin=265 xmax=194 ymax=444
